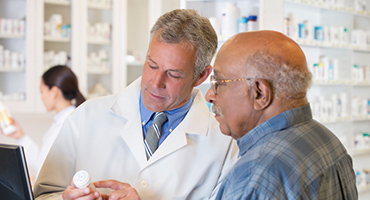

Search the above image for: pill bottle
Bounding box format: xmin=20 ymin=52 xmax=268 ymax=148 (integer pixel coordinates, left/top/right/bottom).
xmin=286 ymin=13 xmax=297 ymax=39
xmin=238 ymin=17 xmax=248 ymax=33
xmin=298 ymin=23 xmax=305 ymax=39
xmin=363 ymin=133 xmax=370 ymax=149
xmin=221 ymin=2 xmax=240 ymax=39
xmin=73 ymin=170 xmax=97 ymax=192
xmin=0 ymin=101 xmax=16 ymax=135
xmin=304 ymin=20 xmax=313 ymax=40
xmin=356 ymin=170 xmax=362 ymax=186
xmin=314 ymin=26 xmax=323 ymax=41
xmin=247 ymin=15 xmax=258 ymax=31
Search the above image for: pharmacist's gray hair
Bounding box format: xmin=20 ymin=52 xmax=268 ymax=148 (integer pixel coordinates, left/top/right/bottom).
xmin=150 ymin=9 xmax=218 ymax=79
xmin=244 ymin=50 xmax=312 ymax=100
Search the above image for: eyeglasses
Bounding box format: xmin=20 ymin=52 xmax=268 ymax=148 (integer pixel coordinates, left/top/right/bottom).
xmin=210 ymin=75 xmax=251 ymax=95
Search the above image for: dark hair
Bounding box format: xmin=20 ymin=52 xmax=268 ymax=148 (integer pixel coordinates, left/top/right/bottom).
xmin=42 ymin=65 xmax=86 ymax=107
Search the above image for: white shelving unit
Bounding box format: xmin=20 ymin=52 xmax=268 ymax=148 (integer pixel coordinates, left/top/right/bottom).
xmin=87 ymin=68 xmax=111 ymax=75
xmin=43 ymin=36 xmax=70 ymax=43
xmin=88 ymin=1 xmax=111 ymax=10
xmin=283 ymin=0 xmax=370 ymax=199
xmin=33 ymin=0 xmax=73 ymax=112
xmin=286 ymin=0 xmax=370 ymax=16
xmin=123 ymin=0 xmax=151 ymax=86
xmin=87 ymin=38 xmax=111 ymax=45
xmin=86 ymin=0 xmax=113 ymax=98
xmin=0 ymin=0 xmax=37 ymax=113
xmin=83 ymin=0 xmax=126 ymax=99
xmin=0 ymin=68 xmax=24 ymax=72
xmin=44 ymin=0 xmax=71 ymax=6
xmin=0 ymin=34 xmax=24 ymax=39
xmin=0 ymin=0 xmax=127 ymax=113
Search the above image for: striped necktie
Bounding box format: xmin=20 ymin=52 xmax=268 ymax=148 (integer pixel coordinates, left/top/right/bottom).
xmin=144 ymin=112 xmax=168 ymax=160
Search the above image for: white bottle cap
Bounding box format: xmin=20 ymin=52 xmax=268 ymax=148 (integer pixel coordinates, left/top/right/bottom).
xmin=73 ymin=170 xmax=91 ymax=188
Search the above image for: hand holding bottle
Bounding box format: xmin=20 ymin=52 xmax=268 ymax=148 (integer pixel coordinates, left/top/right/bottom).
xmin=63 ymin=170 xmax=141 ymax=200
xmin=4 ymin=118 xmax=25 ymax=140
xmin=62 ymin=170 xmax=100 ymax=200
xmin=0 ymin=101 xmax=16 ymax=135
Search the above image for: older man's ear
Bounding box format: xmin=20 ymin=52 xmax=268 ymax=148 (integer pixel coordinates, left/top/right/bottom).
xmin=252 ymin=79 xmax=272 ymax=111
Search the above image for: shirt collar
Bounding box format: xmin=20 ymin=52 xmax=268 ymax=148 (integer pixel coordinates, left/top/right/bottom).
xmin=139 ymin=91 xmax=194 ymax=129
xmin=237 ymin=104 xmax=313 ymax=157
xmin=54 ymin=105 xmax=75 ymax=123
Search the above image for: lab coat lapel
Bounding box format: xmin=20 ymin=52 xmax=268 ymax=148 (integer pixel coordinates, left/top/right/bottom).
xmin=121 ymin=117 xmax=147 ymax=169
xmin=144 ymin=90 xmax=210 ymax=166
xmin=111 ymin=78 xmax=148 ymax=169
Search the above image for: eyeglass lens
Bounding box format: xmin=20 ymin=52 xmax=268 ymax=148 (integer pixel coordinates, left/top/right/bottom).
xmin=211 ymin=75 xmax=217 ymax=95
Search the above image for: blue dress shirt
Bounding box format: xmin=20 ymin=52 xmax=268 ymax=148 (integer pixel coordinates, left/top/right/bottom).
xmin=140 ymin=91 xmax=194 ymax=146
xmin=216 ymin=104 xmax=358 ymax=200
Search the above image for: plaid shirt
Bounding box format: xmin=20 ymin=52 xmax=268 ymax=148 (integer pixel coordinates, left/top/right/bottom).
xmin=216 ymin=104 xmax=358 ymax=200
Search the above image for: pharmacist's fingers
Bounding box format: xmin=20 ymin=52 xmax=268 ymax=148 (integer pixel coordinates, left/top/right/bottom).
xmin=62 ymin=185 xmax=100 ymax=200
xmin=109 ymin=188 xmax=140 ymax=200
xmin=94 ymin=180 xmax=140 ymax=200
xmin=94 ymin=180 xmax=131 ymax=190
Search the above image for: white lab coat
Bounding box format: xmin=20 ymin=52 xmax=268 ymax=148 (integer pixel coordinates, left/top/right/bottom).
xmin=34 ymin=78 xmax=238 ymax=200
xmin=17 ymin=105 xmax=75 ymax=179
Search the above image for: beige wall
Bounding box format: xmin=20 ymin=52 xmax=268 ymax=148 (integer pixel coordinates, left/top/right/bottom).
xmin=0 ymin=113 xmax=54 ymax=147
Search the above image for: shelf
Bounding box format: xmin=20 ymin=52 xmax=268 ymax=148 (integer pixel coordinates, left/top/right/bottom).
xmin=313 ymin=80 xmax=351 ymax=86
xmin=88 ymin=2 xmax=111 ymax=10
xmin=352 ymin=149 xmax=370 ymax=156
xmin=0 ymin=33 xmax=24 ymax=39
xmin=44 ymin=0 xmax=70 ymax=6
xmin=353 ymin=46 xmax=370 ymax=53
xmin=295 ymin=39 xmax=370 ymax=52
xmin=127 ymin=61 xmax=144 ymax=67
xmin=312 ymin=80 xmax=370 ymax=86
xmin=316 ymin=115 xmax=370 ymax=124
xmin=353 ymin=116 xmax=370 ymax=122
xmin=44 ymin=36 xmax=70 ymax=43
xmin=0 ymin=68 xmax=24 ymax=72
xmin=285 ymin=0 xmax=370 ymax=18
xmin=87 ymin=68 xmax=111 ymax=75
xmin=185 ymin=0 xmax=257 ymax=2
xmin=88 ymin=38 xmax=111 ymax=45
xmin=315 ymin=116 xmax=352 ymax=124
xmin=358 ymin=185 xmax=370 ymax=193
xmin=296 ymin=39 xmax=348 ymax=50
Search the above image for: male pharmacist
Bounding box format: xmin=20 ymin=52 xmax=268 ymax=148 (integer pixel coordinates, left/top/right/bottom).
xmin=33 ymin=9 xmax=238 ymax=200
xmin=205 ymin=30 xmax=358 ymax=199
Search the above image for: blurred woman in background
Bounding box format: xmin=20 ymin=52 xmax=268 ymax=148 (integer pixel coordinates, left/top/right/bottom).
xmin=3 ymin=65 xmax=85 ymax=180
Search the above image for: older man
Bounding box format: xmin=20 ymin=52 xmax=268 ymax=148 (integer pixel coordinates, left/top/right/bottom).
xmin=33 ymin=9 xmax=237 ymax=200
xmin=206 ymin=30 xmax=357 ymax=199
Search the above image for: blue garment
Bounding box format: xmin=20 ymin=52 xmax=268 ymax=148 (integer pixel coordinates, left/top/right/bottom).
xmin=216 ymin=104 xmax=358 ymax=200
xmin=140 ymin=91 xmax=194 ymax=146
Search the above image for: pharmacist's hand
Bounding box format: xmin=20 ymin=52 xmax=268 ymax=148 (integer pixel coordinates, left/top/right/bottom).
xmin=2 ymin=118 xmax=25 ymax=140
xmin=62 ymin=178 xmax=101 ymax=200
xmin=94 ymin=180 xmax=140 ymax=200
